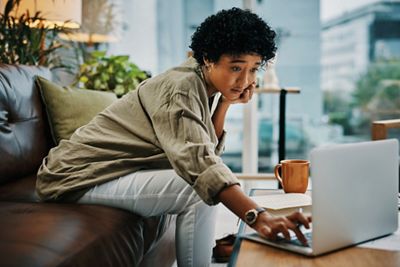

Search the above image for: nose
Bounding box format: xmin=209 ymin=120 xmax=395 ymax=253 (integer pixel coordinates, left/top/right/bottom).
xmin=236 ymin=71 xmax=252 ymax=89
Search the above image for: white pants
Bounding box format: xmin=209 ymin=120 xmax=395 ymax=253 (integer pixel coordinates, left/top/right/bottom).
xmin=77 ymin=169 xmax=217 ymax=267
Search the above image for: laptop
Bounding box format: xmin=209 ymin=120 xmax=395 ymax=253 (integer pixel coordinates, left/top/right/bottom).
xmin=242 ymin=139 xmax=399 ymax=256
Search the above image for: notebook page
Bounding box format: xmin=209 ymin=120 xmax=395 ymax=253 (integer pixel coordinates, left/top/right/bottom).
xmin=251 ymin=193 xmax=312 ymax=210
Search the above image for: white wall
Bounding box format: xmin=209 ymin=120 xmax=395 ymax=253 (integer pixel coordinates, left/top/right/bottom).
xmin=109 ymin=0 xmax=158 ymax=75
xmin=260 ymin=0 xmax=322 ymax=122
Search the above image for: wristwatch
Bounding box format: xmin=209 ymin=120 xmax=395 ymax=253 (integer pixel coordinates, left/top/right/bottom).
xmin=244 ymin=207 xmax=267 ymax=225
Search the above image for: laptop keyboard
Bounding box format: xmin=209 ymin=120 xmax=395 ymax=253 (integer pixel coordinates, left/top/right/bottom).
xmin=276 ymin=231 xmax=313 ymax=247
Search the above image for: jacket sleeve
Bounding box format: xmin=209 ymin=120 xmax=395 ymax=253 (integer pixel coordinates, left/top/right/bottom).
xmin=215 ymin=130 xmax=227 ymax=156
xmin=152 ymin=92 xmax=239 ymax=205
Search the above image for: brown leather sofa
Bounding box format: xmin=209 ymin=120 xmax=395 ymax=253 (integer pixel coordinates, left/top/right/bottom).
xmin=0 ymin=64 xmax=176 ymax=267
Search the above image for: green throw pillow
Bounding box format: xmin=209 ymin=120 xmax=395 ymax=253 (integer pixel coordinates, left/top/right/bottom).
xmin=36 ymin=76 xmax=117 ymax=144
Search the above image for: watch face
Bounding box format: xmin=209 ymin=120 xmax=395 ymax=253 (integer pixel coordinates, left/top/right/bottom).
xmin=245 ymin=210 xmax=257 ymax=225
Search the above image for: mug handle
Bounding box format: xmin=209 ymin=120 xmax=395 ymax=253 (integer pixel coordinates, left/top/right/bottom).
xmin=274 ymin=164 xmax=283 ymax=187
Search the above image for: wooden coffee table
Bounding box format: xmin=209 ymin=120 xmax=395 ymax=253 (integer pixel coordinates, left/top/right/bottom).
xmin=228 ymin=189 xmax=400 ymax=267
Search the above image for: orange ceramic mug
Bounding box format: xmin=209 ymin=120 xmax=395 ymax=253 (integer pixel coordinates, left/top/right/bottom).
xmin=274 ymin=159 xmax=310 ymax=193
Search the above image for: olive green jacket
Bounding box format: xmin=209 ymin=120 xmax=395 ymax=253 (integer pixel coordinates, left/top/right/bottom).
xmin=36 ymin=58 xmax=239 ymax=205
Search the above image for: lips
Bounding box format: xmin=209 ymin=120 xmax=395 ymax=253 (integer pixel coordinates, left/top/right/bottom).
xmin=231 ymin=88 xmax=243 ymax=94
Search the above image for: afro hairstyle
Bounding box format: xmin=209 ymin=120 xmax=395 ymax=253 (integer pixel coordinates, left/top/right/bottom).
xmin=190 ymin=7 xmax=276 ymax=66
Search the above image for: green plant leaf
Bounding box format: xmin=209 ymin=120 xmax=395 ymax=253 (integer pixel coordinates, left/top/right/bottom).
xmin=91 ymin=50 xmax=106 ymax=58
xmin=76 ymin=50 xmax=149 ymax=96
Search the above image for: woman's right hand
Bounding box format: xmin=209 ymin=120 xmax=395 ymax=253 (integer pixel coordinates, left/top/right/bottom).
xmin=252 ymin=211 xmax=312 ymax=245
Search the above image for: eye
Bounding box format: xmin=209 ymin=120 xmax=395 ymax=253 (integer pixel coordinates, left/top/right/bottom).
xmin=250 ymin=67 xmax=260 ymax=73
xmin=231 ymin=66 xmax=241 ymax=72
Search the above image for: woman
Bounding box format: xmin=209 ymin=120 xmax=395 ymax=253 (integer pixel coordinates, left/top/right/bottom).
xmin=37 ymin=7 xmax=310 ymax=267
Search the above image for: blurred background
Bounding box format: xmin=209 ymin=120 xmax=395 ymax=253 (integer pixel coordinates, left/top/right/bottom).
xmin=2 ymin=0 xmax=399 ymax=173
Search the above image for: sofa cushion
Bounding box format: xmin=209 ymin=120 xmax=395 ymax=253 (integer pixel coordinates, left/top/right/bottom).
xmin=36 ymin=77 xmax=117 ymax=144
xmin=0 ymin=64 xmax=52 ymax=184
xmin=0 ymin=201 xmax=176 ymax=267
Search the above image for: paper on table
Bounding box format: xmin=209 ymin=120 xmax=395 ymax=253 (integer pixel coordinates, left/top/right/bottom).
xmin=250 ymin=193 xmax=312 ymax=210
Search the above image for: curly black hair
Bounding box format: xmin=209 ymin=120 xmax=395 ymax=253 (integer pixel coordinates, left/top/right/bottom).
xmin=190 ymin=8 xmax=276 ymax=66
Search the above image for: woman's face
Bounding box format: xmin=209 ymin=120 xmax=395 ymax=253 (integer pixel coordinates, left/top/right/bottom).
xmin=205 ymin=54 xmax=262 ymax=100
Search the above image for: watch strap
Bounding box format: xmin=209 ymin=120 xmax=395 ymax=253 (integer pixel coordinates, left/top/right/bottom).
xmin=255 ymin=207 xmax=266 ymax=214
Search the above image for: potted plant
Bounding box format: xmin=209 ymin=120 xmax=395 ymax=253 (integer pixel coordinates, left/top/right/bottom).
xmin=0 ymin=0 xmax=71 ymax=69
xmin=77 ymin=50 xmax=149 ymax=97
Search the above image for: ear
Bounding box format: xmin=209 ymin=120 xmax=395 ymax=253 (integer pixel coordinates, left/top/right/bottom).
xmin=203 ymin=57 xmax=211 ymax=66
xmin=203 ymin=58 xmax=216 ymax=70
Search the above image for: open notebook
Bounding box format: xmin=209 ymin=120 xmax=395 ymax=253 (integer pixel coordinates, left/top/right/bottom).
xmin=250 ymin=193 xmax=312 ymax=217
